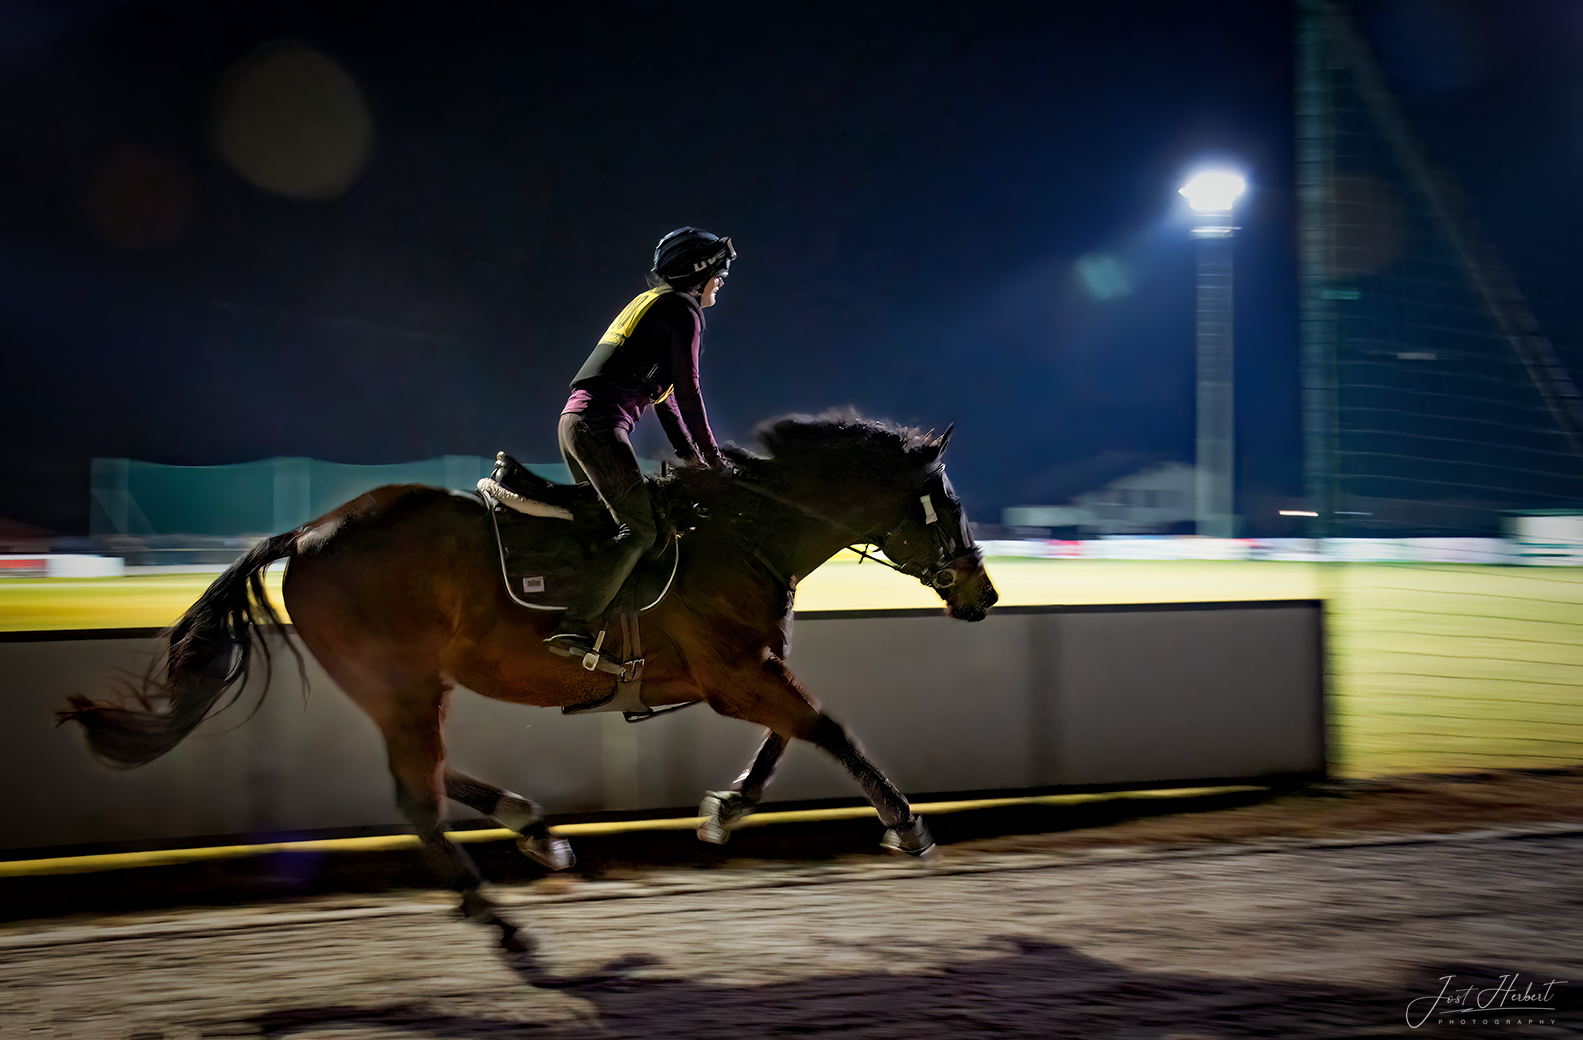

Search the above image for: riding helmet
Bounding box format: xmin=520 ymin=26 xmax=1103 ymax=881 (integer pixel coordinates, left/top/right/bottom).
xmin=651 ymin=227 xmax=735 ymax=290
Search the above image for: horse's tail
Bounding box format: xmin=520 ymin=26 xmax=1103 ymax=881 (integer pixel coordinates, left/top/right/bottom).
xmin=58 ymin=530 xmax=303 ymax=768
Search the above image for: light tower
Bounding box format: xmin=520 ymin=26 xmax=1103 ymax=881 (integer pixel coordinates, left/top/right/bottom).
xmin=1179 ymin=170 xmax=1245 ymax=538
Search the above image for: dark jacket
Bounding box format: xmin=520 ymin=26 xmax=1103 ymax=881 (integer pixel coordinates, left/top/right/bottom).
xmin=562 ymin=287 xmax=725 ymax=467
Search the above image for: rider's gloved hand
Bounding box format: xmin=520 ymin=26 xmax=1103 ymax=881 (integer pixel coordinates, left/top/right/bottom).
xmin=695 ymin=449 xmax=734 ymax=476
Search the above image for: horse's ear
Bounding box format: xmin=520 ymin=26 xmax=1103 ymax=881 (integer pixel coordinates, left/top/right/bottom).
xmin=922 ymin=423 xmax=954 ymax=465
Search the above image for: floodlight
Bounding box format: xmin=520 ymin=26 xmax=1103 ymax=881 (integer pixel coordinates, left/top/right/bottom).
xmin=1180 ymin=166 xmax=1247 ymax=538
xmin=1179 ymin=171 xmax=1246 ymax=212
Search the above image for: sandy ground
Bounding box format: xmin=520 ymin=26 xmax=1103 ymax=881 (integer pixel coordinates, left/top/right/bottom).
xmin=1 ymin=770 xmax=1580 ymax=1039
xmin=946 ymin=768 xmax=1583 ymax=856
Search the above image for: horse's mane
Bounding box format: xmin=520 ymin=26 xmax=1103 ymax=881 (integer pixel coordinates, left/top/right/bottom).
xmin=753 ymin=411 xmax=939 ymax=464
xmin=668 ymin=411 xmax=943 ymax=504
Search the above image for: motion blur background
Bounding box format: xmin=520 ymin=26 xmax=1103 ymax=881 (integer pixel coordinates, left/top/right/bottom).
xmin=2 ymin=0 xmax=1302 ymax=535
xmin=4 ymin=0 xmax=1583 ymax=780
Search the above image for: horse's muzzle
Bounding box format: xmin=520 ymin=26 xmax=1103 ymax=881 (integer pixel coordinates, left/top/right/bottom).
xmin=943 ymin=569 xmax=998 ymax=622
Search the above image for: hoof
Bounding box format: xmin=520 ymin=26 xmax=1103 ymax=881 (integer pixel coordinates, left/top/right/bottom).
xmin=880 ymin=816 xmax=937 ymax=859
xmin=499 ymin=923 xmax=535 ymax=954
xmin=461 ymin=889 xmax=533 ymax=953
xmin=460 ymin=887 xmax=499 ymax=922
xmin=697 ymin=790 xmax=751 ymax=845
xmin=517 ymin=834 xmax=576 ymax=872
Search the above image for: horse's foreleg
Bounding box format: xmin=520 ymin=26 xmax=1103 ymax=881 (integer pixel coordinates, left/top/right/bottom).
xmin=806 ymin=714 xmax=935 ymax=857
xmin=702 ymin=658 xmax=934 ymax=857
xmin=697 ymin=730 xmax=787 ymax=844
xmin=445 ymin=769 xmax=574 ymax=871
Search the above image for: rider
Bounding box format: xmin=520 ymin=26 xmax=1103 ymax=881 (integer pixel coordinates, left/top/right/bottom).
xmin=545 ymin=226 xmax=735 ymax=663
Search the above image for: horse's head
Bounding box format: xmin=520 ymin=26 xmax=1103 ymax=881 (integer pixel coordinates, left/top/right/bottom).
xmin=747 ymin=413 xmax=999 ymax=621
xmin=875 ymin=425 xmax=999 ymax=622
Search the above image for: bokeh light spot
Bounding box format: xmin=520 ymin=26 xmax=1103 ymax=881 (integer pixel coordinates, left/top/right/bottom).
xmin=213 ymin=42 xmax=373 ymax=201
xmin=1075 ymin=254 xmax=1132 ymax=300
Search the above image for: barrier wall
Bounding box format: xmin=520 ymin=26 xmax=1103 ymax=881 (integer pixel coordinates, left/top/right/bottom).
xmin=0 ymin=602 xmax=1324 ymax=854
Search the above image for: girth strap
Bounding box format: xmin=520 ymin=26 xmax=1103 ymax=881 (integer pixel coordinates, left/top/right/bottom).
xmin=559 ymin=593 xmax=669 ymax=722
xmin=619 ymin=607 xmax=643 ymax=683
xmin=559 ymin=604 xmax=700 ymax=723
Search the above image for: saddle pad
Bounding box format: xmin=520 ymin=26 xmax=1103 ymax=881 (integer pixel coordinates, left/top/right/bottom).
xmin=491 ymin=508 xmax=679 ymax=612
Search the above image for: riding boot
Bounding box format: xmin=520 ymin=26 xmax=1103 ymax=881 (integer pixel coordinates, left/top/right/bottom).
xmin=548 ymin=483 xmax=658 ymax=655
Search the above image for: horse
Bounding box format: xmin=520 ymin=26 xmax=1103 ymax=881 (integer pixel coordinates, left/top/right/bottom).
xmin=61 ymin=415 xmax=998 ymax=950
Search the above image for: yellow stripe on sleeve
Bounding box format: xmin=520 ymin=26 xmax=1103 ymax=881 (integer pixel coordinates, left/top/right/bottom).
xmin=598 ymin=287 xmax=671 ymax=348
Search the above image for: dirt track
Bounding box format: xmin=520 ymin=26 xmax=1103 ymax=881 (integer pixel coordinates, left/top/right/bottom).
xmin=3 ymin=775 xmax=1582 ymax=1039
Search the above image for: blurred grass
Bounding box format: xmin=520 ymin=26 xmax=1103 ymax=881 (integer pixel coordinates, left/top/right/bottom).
xmin=2 ymin=556 xmax=1580 ymax=779
xmin=0 ymin=567 xmax=287 ymax=633
xmin=794 ymin=555 xmax=1325 ymax=611
xmin=1321 ymin=563 xmax=1583 ymax=778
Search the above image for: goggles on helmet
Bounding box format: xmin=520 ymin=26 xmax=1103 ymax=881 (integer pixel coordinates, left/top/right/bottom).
xmin=654 ymin=228 xmax=736 ymax=283
xmin=685 ymin=237 xmax=735 ymax=274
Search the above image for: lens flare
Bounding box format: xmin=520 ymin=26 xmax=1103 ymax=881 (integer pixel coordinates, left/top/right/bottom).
xmin=213 ymin=42 xmax=374 ymax=201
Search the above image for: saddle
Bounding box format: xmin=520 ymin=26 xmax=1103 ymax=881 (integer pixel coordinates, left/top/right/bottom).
xmin=476 ymin=453 xmax=693 ymax=723
xmin=478 ymin=453 xmax=683 ymax=610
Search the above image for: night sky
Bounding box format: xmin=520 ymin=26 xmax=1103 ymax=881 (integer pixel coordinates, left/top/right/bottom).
xmin=2 ymin=1 xmax=1578 ymax=538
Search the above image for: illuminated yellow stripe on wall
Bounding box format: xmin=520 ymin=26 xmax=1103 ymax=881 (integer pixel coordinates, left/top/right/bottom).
xmin=0 ymin=786 xmax=1260 ymax=878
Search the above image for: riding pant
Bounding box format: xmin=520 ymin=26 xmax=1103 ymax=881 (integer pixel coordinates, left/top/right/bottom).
xmin=555 ymin=411 xmax=659 ymax=634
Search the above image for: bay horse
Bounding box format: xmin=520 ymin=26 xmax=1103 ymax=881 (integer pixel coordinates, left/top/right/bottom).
xmin=61 ymin=415 xmax=998 ymax=950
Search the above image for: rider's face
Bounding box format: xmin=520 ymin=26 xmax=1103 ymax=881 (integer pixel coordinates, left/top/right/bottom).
xmin=699 ymin=272 xmax=726 ymax=308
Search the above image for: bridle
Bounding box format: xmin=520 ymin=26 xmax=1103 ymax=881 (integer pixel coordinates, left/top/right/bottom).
xmin=879 ymin=463 xmax=982 ymax=590
xmin=848 ymin=541 xmax=979 ymax=590
xmin=737 ymin=464 xmax=980 ymax=593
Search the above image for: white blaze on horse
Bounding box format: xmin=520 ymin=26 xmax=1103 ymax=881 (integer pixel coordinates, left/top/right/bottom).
xmin=61 ymin=416 xmax=998 ymax=950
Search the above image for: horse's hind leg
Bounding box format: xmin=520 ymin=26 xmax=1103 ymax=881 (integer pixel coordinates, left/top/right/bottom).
xmin=697 ymin=731 xmax=786 ymax=844
xmin=375 ymin=682 xmax=527 ymax=951
xmin=445 ymin=770 xmax=574 ymax=871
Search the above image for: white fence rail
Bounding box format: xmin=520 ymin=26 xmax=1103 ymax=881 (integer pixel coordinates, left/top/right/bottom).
xmin=0 ymin=602 xmax=1324 ymax=854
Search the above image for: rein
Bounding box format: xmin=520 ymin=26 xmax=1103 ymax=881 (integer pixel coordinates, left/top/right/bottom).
xmin=732 ymin=474 xmax=972 ymax=590
xmin=735 ymin=480 xmax=865 ymax=541
xmin=729 ymin=479 xmax=861 ymax=587
xmin=845 ymin=543 xmax=908 ymax=575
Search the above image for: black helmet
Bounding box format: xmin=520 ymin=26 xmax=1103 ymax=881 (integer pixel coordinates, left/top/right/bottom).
xmin=651 ymin=226 xmax=735 ymax=290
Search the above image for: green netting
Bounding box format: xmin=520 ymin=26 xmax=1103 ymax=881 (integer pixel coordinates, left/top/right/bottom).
xmin=88 ymin=456 xmax=574 ymax=537
xmin=1299 ymin=1 xmax=1583 ymax=536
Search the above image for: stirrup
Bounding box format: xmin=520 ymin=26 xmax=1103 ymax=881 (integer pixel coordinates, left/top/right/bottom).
xmin=544 ymin=630 xmax=601 ymax=670
xmin=545 ymin=630 xmax=643 ymax=682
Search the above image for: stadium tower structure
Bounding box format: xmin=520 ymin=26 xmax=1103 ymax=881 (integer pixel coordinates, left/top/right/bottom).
xmin=1295 ymin=0 xmax=1583 ymax=537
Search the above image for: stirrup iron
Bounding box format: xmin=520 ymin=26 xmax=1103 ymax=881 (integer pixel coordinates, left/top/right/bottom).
xmin=549 ymin=630 xmax=643 ymax=682
xmin=581 ymin=629 xmax=607 ymax=672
